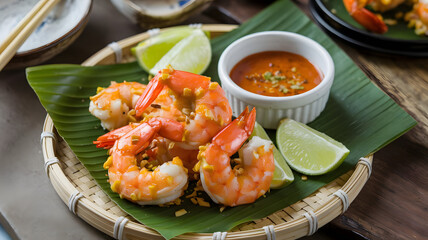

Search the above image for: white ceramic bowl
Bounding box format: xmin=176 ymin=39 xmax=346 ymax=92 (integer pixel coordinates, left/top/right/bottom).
xmin=110 ymin=0 xmax=212 ymax=28
xmin=218 ymin=31 xmax=335 ymax=129
xmin=0 ymin=0 xmax=92 ymax=69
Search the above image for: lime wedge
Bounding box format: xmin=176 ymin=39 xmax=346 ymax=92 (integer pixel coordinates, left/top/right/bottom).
xmin=276 ymin=119 xmax=350 ymax=176
xmin=149 ymin=29 xmax=211 ymax=75
xmin=251 ymin=122 xmax=294 ymax=189
xmin=133 ymin=27 xmax=199 ymax=72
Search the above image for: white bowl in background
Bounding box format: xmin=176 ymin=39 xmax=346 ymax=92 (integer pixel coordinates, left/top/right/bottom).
xmin=110 ymin=0 xmax=212 ymax=29
xmin=218 ymin=31 xmax=335 ymax=129
xmin=0 ymin=0 xmax=92 ymax=69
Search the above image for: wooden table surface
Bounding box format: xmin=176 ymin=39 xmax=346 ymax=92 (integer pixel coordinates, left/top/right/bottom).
xmin=0 ymin=0 xmax=426 ymax=239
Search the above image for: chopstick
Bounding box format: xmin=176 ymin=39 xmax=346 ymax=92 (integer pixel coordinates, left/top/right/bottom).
xmin=0 ymin=0 xmax=60 ymax=71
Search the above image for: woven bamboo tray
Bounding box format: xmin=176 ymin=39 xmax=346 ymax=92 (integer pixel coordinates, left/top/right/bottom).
xmin=41 ymin=24 xmax=373 ymax=240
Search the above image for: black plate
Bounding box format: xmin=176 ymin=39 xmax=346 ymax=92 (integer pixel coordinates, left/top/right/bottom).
xmin=309 ymin=0 xmax=428 ymax=56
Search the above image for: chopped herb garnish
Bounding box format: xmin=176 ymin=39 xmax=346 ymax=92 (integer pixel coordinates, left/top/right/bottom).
xmin=290 ymin=85 xmax=304 ymax=90
xmin=279 ymin=85 xmax=289 ymax=94
xmin=280 ymin=88 xmax=289 ymax=94
xmin=263 ymin=71 xmax=272 ymax=80
xmin=274 ymin=75 xmax=286 ymax=80
xmin=260 ymin=71 xmax=287 ymax=82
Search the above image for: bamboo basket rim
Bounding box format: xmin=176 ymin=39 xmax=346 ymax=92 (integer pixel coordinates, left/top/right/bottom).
xmin=41 ymin=24 xmax=374 ymax=240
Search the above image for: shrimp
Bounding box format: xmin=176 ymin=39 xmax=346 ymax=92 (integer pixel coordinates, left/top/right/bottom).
xmin=104 ymin=117 xmax=189 ymax=205
xmin=343 ymin=0 xmax=390 ymax=33
xmin=198 ymin=107 xmax=275 ymax=207
xmin=135 ymin=67 xmax=233 ymax=149
xmin=405 ymin=0 xmax=428 ymax=35
xmin=343 ymin=0 xmax=428 ymax=35
xmin=89 ymin=81 xmax=146 ymax=131
xmin=95 ymin=125 xmax=200 ymax=179
xmin=89 ymin=81 xmax=184 ymax=131
xmin=92 ymin=68 xmax=232 ymax=182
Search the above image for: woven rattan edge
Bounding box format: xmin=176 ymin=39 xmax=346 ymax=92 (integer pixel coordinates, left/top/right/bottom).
xmin=42 ymin=24 xmax=374 ymax=240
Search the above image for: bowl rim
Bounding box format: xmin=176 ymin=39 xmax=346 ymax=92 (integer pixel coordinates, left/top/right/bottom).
xmin=15 ymin=0 xmax=93 ymax=57
xmin=121 ymin=0 xmax=211 ymax=17
xmin=218 ymin=31 xmax=335 ymax=103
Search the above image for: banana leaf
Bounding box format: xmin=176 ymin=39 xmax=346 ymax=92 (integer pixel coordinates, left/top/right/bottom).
xmin=27 ymin=0 xmax=416 ymax=239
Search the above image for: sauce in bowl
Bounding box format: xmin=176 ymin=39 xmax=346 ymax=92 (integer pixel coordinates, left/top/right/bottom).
xmin=230 ymin=51 xmax=323 ymax=97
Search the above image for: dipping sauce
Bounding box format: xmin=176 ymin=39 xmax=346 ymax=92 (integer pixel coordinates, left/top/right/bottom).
xmin=230 ymin=51 xmax=323 ymax=97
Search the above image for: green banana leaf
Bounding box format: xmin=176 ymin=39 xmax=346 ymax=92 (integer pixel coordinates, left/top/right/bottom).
xmin=27 ymin=0 xmax=416 ymax=239
xmin=323 ymin=0 xmax=427 ymax=40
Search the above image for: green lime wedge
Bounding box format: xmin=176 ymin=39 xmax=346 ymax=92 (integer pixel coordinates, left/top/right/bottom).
xmin=276 ymin=119 xmax=350 ymax=176
xmin=251 ymin=122 xmax=294 ymax=189
xmin=133 ymin=27 xmax=202 ymax=72
xmin=149 ymin=29 xmax=211 ymax=75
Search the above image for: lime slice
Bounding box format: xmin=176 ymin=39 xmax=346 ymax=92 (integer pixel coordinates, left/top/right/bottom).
xmin=149 ymin=29 xmax=211 ymax=75
xmin=251 ymin=122 xmax=294 ymax=189
xmin=276 ymin=119 xmax=350 ymax=176
xmin=133 ymin=27 xmax=199 ymax=72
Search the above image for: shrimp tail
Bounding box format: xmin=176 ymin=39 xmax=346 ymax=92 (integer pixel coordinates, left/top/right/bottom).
xmin=94 ymin=124 xmax=137 ymax=149
xmin=343 ymin=0 xmax=388 ymax=33
xmin=94 ymin=118 xmax=184 ymax=149
xmin=211 ymin=106 xmax=256 ymax=155
xmin=135 ymin=73 xmax=165 ymax=117
xmin=135 ymin=67 xmax=212 ymax=117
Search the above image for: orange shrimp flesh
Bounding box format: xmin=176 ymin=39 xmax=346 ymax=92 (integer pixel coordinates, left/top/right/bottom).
xmin=135 ymin=67 xmax=233 ymax=148
xmin=105 ymin=118 xmax=189 ymax=205
xmin=199 ymin=107 xmax=275 ymax=207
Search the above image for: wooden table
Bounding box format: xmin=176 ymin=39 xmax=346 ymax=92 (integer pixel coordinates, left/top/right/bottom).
xmin=0 ymin=0 xmax=426 ymax=239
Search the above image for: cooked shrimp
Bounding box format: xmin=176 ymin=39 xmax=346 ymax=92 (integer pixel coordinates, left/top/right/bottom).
xmin=198 ymin=107 xmax=275 ymax=206
xmin=135 ymin=67 xmax=233 ymax=149
xmin=92 ymin=68 xmax=233 ymax=182
xmin=343 ymin=0 xmax=428 ymax=35
xmin=94 ymin=118 xmax=199 ymax=180
xmin=104 ymin=117 xmax=189 ymax=205
xmin=89 ymin=81 xmax=183 ymax=131
xmin=343 ymin=0 xmax=390 ymax=33
xmin=89 ymin=82 xmax=146 ymax=131
xmin=405 ymin=0 xmax=428 ymax=35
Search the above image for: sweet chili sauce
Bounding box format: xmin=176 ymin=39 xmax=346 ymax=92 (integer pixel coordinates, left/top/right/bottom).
xmin=230 ymin=51 xmax=323 ymax=97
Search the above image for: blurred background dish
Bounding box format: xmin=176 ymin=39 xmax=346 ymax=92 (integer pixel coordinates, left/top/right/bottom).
xmin=309 ymin=0 xmax=428 ymax=56
xmin=110 ymin=0 xmax=213 ymax=28
xmin=0 ymin=0 xmax=92 ymax=69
